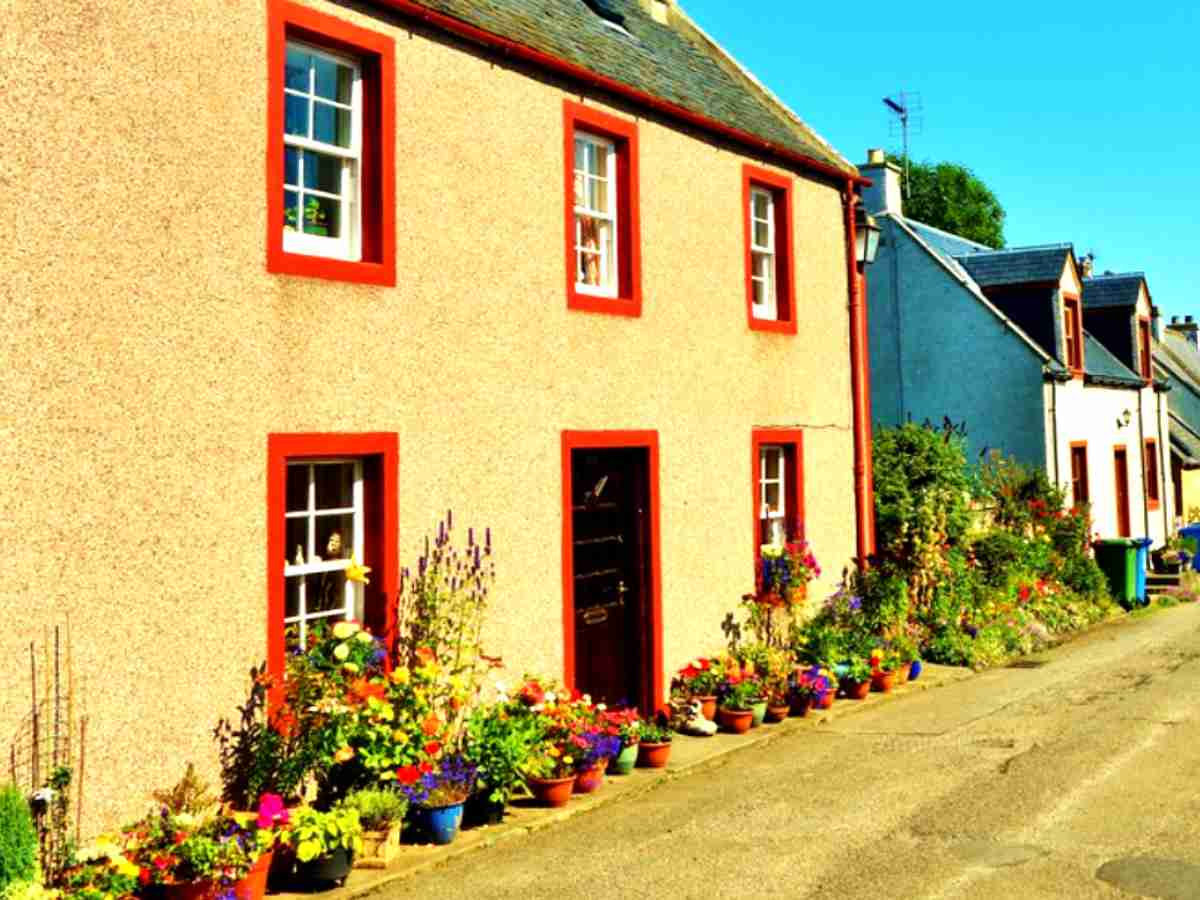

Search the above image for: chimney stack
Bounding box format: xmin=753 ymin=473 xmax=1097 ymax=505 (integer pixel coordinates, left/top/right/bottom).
xmin=1166 ymin=314 xmax=1200 ymax=350
xmin=859 ymin=148 xmax=903 ymax=217
xmin=1079 ymin=253 xmax=1094 ymax=278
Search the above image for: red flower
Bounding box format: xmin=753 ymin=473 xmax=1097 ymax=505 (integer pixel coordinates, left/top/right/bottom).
xmin=424 ymin=741 xmax=442 ymax=757
xmin=680 ymin=664 xmax=700 ymax=680
xmin=396 ymin=765 xmax=420 ymax=785
xmin=1019 ymin=585 xmax=1032 ymax=603
xmin=519 ymin=680 xmax=545 ymax=706
xmin=697 ymin=658 xmax=710 ymax=670
xmin=414 ymin=646 xmax=436 ymax=665
xmin=418 ymin=761 xmax=434 ymax=775
xmin=138 ymin=870 xmax=151 ymax=886
xmin=173 ymin=831 xmax=187 ymax=845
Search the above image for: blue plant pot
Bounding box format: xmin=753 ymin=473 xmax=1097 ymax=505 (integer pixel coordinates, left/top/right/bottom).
xmin=414 ymin=802 xmax=464 ymax=846
xmin=908 ymin=659 xmax=923 ymax=681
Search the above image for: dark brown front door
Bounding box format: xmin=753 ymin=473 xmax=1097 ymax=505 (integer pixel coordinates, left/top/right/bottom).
xmin=569 ymin=447 xmax=651 ymax=711
xmin=1114 ymin=447 xmax=1131 ymax=537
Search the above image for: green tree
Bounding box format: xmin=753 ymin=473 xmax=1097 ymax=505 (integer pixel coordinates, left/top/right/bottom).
xmin=893 ymin=156 xmax=1006 ymax=249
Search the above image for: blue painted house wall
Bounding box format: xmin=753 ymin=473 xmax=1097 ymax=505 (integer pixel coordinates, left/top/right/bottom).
xmin=868 ymin=218 xmax=1049 ymax=467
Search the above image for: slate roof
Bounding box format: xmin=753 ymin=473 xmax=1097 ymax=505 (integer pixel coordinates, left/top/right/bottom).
xmin=952 ymin=244 xmax=1072 ymax=288
xmin=1082 ymin=273 xmax=1145 ymax=309
xmin=1155 ymin=343 xmax=1200 ymax=461
xmin=1083 ymin=332 xmax=1144 ymax=387
xmin=1170 ymin=418 xmax=1200 ymax=468
xmin=391 ymin=0 xmax=854 ymax=174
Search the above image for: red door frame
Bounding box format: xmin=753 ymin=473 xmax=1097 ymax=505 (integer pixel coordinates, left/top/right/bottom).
xmin=1113 ymin=444 xmax=1131 ymax=538
xmin=560 ymin=430 xmax=662 ymax=711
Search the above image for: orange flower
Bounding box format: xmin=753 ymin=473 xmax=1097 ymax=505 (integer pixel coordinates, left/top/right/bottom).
xmin=421 ymin=714 xmax=441 ymax=737
xmin=415 ymin=646 xmax=436 ymax=665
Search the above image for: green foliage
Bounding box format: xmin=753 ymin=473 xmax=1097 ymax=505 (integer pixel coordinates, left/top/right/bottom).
xmin=978 ymin=453 xmax=1065 ymax=531
xmin=841 ymin=658 xmax=872 ymax=683
xmin=718 ymin=679 xmax=758 ymax=712
xmin=971 ymin=531 xmax=1026 ymax=586
xmin=0 ymin=882 xmax=54 ymax=900
xmin=462 ymin=703 xmax=541 ymax=806
xmin=289 ymin=806 xmax=363 ymax=863
xmin=892 ymin=155 xmax=1006 ymax=249
xmin=0 ymin=786 xmax=37 ymax=891
xmin=340 ymin=788 xmax=407 ymax=831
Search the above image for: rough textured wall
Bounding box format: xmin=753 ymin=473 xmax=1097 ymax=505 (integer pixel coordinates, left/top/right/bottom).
xmin=0 ymin=0 xmax=855 ymax=832
xmin=867 ymin=222 xmax=1046 ymax=466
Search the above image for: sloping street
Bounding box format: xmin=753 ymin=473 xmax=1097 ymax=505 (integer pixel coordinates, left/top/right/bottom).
xmin=388 ymin=605 xmax=1200 ymax=900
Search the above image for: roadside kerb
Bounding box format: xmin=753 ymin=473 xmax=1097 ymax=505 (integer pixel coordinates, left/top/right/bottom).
xmin=289 ymin=663 xmax=974 ymax=900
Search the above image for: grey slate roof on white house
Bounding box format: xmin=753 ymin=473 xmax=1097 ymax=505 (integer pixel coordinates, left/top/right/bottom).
xmin=1082 ymin=273 xmax=1146 ymax=308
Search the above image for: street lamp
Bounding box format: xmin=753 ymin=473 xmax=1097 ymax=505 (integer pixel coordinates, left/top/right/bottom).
xmin=855 ymin=204 xmax=880 ymax=265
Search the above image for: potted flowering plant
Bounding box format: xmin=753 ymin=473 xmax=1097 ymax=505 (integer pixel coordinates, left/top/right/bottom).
xmin=670 ymin=657 xmax=722 ymax=720
xmin=759 ymin=647 xmax=793 ymax=722
xmin=758 ymin=539 xmax=821 ymax=608
xmin=840 ymin=658 xmax=873 ymax=700
xmin=59 ymin=837 xmax=141 ymax=900
xmin=870 ymin=647 xmax=897 ymax=693
xmin=341 ymin=789 xmax=406 ymax=869
xmin=461 ymin=696 xmax=541 ymax=826
xmin=716 ymin=678 xmax=759 ymax=734
xmin=515 ymin=678 xmax=580 ymax=807
xmin=789 ymin=666 xmax=832 ymax=716
xmin=396 ymin=750 xmax=476 ymax=846
xmin=600 ymin=708 xmax=642 ymax=775
xmin=635 ymin=713 xmax=673 ymax=768
xmin=571 ymin=722 xmax=622 ymax=795
xmin=287 ymin=805 xmax=362 ymax=886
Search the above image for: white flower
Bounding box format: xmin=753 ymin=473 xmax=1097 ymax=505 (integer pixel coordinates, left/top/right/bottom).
xmin=544 ymin=692 xmax=556 ymax=704
xmin=595 ymin=703 xmax=607 ymax=712
xmin=531 ymin=704 xmax=544 ymax=712
xmin=494 ymin=681 xmax=508 ymax=696
xmin=333 ymin=643 xmax=350 ymax=661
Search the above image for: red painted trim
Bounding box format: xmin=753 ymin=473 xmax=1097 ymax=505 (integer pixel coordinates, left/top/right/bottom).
xmin=1144 ymin=437 xmax=1161 ymax=508
xmin=266 ymin=432 xmax=398 ymax=688
xmin=1069 ymin=440 xmax=1090 ymax=507
xmin=742 ymin=165 xmax=797 ymax=334
xmin=844 ymin=185 xmax=875 ymax=562
xmin=1063 ymin=294 xmax=1084 ymax=377
xmin=750 ymin=429 xmax=805 ymax=574
xmin=365 ymin=0 xmax=865 ymax=189
xmin=1113 ymin=444 xmax=1131 ymax=538
xmin=560 ymin=430 xmax=662 ymax=711
xmin=266 ymin=0 xmax=396 ymax=286
xmin=562 ymin=101 xmax=642 ymax=317
xmin=1137 ymin=316 xmax=1153 ymax=383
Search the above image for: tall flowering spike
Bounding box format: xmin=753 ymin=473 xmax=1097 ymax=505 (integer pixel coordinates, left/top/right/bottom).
xmin=468 ymin=527 xmax=474 ymax=547
xmin=485 ymin=527 xmax=491 ymax=550
xmin=447 ymin=509 xmax=453 ymax=529
xmin=474 ymin=545 xmax=481 ymax=567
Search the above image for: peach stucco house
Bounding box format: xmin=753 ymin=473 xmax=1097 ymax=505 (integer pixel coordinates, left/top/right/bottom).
xmin=2 ymin=0 xmax=875 ymax=829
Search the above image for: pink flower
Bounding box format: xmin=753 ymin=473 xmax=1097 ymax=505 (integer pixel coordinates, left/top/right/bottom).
xmin=257 ymin=793 xmax=288 ymax=829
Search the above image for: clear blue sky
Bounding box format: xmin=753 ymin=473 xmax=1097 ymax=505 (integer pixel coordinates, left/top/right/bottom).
xmin=683 ymin=1 xmax=1199 ymax=321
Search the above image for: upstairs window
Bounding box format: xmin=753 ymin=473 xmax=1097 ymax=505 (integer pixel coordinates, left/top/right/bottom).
xmin=1138 ymin=318 xmax=1153 ymax=380
xmin=1063 ymin=296 xmax=1083 ymax=372
xmin=1070 ymin=443 xmax=1089 ymax=507
xmin=563 ymin=101 xmax=641 ymax=317
xmin=267 ymin=0 xmax=395 ymax=286
xmin=1145 ymin=438 xmax=1160 ymax=508
xmin=742 ymin=165 xmax=795 ymax=333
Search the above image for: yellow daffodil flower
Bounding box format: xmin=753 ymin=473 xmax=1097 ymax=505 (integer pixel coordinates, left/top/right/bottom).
xmin=332 ymin=621 xmax=361 ymax=639
xmin=345 ymin=555 xmax=372 ymax=585
xmin=355 ymin=631 xmax=374 ymax=644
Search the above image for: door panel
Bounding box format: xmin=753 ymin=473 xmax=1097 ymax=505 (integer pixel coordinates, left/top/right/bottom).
xmin=570 ymin=447 xmax=650 ymax=711
xmin=1114 ymin=448 xmax=1131 ymax=538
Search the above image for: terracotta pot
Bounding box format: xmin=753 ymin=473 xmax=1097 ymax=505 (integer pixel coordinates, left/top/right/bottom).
xmin=235 ymin=850 xmax=273 ymax=900
xmin=573 ymin=763 xmax=605 ymax=794
xmin=355 ymin=824 xmax=402 ymax=868
xmin=636 ymin=741 xmax=672 ymax=768
xmin=894 ymin=664 xmax=910 ymax=685
xmin=162 ymin=881 xmax=222 ymax=900
xmin=871 ymin=670 xmax=895 ymax=693
xmin=789 ymin=694 xmax=813 ymax=717
xmin=717 ymin=707 xmax=753 ymax=734
xmin=765 ymin=703 xmax=790 ymax=722
xmin=526 ymin=775 xmax=575 ymax=807
xmin=695 ymin=695 xmax=717 ymax=721
xmin=163 ymin=852 xmax=273 ymax=900
xmin=816 ymin=692 xmax=835 ymax=709
xmin=842 ymin=679 xmax=870 ymax=700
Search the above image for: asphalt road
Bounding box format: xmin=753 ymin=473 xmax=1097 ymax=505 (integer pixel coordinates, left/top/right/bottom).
xmin=388 ymin=605 xmax=1200 ymax=899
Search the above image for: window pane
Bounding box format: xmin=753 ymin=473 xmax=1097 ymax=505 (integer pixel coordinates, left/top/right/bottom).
xmin=573 ymin=172 xmax=586 ymax=209
xmin=753 ymin=277 xmax=769 ymax=309
xmin=285 ymin=94 xmax=309 ymax=138
xmin=314 ymin=462 xmax=355 ymax=510
xmin=302 ymin=150 xmax=342 ymax=194
xmin=301 ymin=193 xmax=340 ymax=237
xmin=578 ymin=215 xmax=606 ymax=286
xmin=755 ymin=252 xmax=773 ymax=281
xmin=284 ymin=147 xmax=300 ymax=186
xmin=588 ymin=177 xmax=608 ymax=214
xmin=286 ymin=464 xmax=309 ymax=512
xmin=589 ymin=142 xmax=607 ymax=176
xmin=763 ymin=448 xmax=781 ymax=480
xmin=753 ymin=191 xmax=770 ymax=220
xmin=313 ymin=55 xmax=352 ymax=104
xmin=286 ymin=517 xmax=310 ymax=567
xmin=286 ymin=575 xmax=304 ymax=619
xmin=313 ymin=101 xmax=351 ymax=148
xmin=764 ymin=482 xmax=781 ymax=515
xmin=313 ymin=513 xmax=355 ymax=560
xmin=754 ymin=219 xmax=770 ymax=247
xmin=574 ymin=138 xmax=588 ymax=174
xmin=307 ymin=570 xmax=349 ymax=614
xmin=284 ymin=190 xmax=300 ymax=231
xmin=285 ymin=47 xmax=310 ymax=91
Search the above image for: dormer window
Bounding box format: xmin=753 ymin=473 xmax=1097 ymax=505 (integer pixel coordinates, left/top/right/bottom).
xmin=1138 ymin=318 xmax=1152 ymax=380
xmin=1063 ymin=295 xmax=1083 ymax=372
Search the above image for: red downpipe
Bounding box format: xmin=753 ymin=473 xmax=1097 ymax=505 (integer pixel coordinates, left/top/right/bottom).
xmin=844 ymin=183 xmax=876 ymax=563
xmin=370 ymin=0 xmax=870 ymax=188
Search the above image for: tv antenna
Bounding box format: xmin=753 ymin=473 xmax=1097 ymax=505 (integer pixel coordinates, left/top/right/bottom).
xmin=883 ymin=91 xmax=923 ymax=197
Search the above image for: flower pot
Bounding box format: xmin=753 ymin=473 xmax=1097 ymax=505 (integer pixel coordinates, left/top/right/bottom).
xmin=526 ymin=775 xmax=575 ymax=807
xmin=411 ymin=802 xmax=464 ymax=846
xmin=607 ymin=743 xmax=638 ymax=775
xmin=573 ymin=763 xmax=605 ymax=794
xmin=266 ymin=842 xmax=295 ymax=891
xmin=695 ymin=695 xmax=717 ymax=721
xmin=749 ymin=700 xmax=767 ymax=727
xmin=234 ymin=850 xmax=273 ymax=900
xmin=162 ymin=882 xmax=222 ymax=900
xmin=717 ymin=707 xmax=753 ymax=734
xmin=894 ymin=664 xmax=910 ymax=685
xmin=789 ymin=694 xmax=813 ymax=717
xmin=908 ymin=660 xmax=923 ymax=681
xmin=636 ymin=741 xmax=672 ymax=768
xmin=765 ymin=703 xmax=790 ymax=723
xmin=295 ymin=846 xmax=353 ymax=887
xmin=816 ymin=692 xmax=835 ymax=710
xmin=355 ymin=824 xmax=402 ymax=868
xmin=871 ymin=670 xmax=895 ymax=693
xmin=462 ymin=793 xmax=506 ymax=828
xmin=842 ymin=679 xmax=870 ymax=700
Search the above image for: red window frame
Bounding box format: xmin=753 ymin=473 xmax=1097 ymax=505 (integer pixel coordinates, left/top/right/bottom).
xmin=1138 ymin=316 xmax=1153 ymax=381
xmin=1069 ymin=441 xmax=1089 ymax=507
xmin=562 ymin=101 xmax=642 ymax=317
xmin=1145 ymin=438 xmax=1160 ymax=508
xmin=751 ymin=429 xmax=805 ymax=574
xmin=742 ymin=165 xmax=796 ymax=334
xmin=266 ymin=0 xmax=396 ymax=286
xmin=266 ymin=433 xmax=398 ymax=685
xmin=1063 ymin=295 xmax=1084 ymax=374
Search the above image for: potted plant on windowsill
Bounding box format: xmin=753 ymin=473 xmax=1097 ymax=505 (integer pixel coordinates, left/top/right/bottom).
xmin=635 ymin=714 xmax=673 ymax=768
xmin=284 ymin=198 xmax=329 ymax=237
xmin=288 ymin=806 xmax=362 ymax=887
xmin=342 ymin=789 xmax=406 ymax=869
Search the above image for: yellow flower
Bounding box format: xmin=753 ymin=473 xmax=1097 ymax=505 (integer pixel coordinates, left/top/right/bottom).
xmin=114 ymin=856 xmax=139 ymax=879
xmin=343 ymin=662 xmax=360 ymax=674
xmin=449 ymin=674 xmax=465 ymax=691
xmin=563 ymin=756 xmax=574 ymax=766
xmin=390 ymin=667 xmax=410 ymax=685
xmin=332 ymin=621 xmax=360 ymax=640
xmin=333 ymin=643 xmax=350 ymax=661
xmin=546 ymin=747 xmax=560 ymax=758
xmin=392 ymin=729 xmax=410 ymax=744
xmin=334 ymin=746 xmax=355 ymax=763
xmin=355 ymin=631 xmax=374 ymax=644
xmin=345 ymin=555 xmax=372 ymax=585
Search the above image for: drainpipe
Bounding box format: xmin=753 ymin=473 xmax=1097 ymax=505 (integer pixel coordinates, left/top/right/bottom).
xmin=1159 ymin=388 xmax=1170 ymax=537
xmin=1049 ymin=377 xmax=1060 ymax=487
xmin=844 ymin=182 xmax=875 ymax=563
xmin=1138 ymin=394 xmax=1150 ymax=540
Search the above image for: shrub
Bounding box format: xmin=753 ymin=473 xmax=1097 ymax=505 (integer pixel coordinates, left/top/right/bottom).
xmin=340 ymin=788 xmax=407 ymax=831
xmin=972 ymin=531 xmax=1025 ymax=586
xmin=0 ymin=785 xmax=38 ymax=891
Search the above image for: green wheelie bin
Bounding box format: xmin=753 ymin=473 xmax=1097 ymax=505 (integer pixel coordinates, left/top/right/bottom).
xmin=1092 ymin=538 xmax=1139 ymax=608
